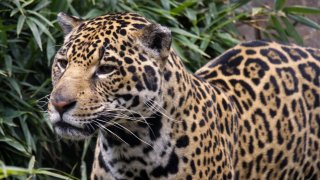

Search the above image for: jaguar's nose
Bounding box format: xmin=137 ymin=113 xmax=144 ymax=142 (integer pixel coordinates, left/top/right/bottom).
xmin=51 ymin=94 xmax=77 ymax=117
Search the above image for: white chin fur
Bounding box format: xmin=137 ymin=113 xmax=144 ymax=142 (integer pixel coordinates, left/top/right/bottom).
xmin=54 ymin=126 xmax=90 ymax=140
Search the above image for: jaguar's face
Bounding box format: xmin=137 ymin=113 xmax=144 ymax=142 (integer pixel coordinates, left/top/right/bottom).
xmin=48 ymin=12 xmax=172 ymax=139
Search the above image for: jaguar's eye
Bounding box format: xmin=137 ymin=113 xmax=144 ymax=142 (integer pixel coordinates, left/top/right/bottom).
xmin=96 ymin=65 xmax=117 ymax=76
xmin=57 ymin=59 xmax=68 ymax=69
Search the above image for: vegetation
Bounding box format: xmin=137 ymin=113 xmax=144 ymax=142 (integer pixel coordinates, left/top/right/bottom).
xmin=0 ymin=0 xmax=319 ymax=179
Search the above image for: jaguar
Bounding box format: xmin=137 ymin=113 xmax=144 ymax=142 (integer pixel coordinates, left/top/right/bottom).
xmin=48 ymin=12 xmax=320 ymax=179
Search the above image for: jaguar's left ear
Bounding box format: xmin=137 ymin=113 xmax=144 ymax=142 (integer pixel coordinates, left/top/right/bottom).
xmin=57 ymin=12 xmax=83 ymax=35
xmin=139 ymin=24 xmax=172 ymax=67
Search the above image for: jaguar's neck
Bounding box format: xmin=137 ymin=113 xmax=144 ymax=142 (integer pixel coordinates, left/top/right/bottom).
xmin=92 ymin=51 xmax=237 ymax=179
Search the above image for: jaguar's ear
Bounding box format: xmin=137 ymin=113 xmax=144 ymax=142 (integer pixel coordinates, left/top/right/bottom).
xmin=139 ymin=24 xmax=172 ymax=66
xmin=57 ymin=12 xmax=83 ymax=35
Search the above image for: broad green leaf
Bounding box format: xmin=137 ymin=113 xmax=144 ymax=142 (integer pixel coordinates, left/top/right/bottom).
xmin=143 ymin=7 xmax=178 ymax=22
xmin=161 ymin=0 xmax=171 ymax=10
xmin=200 ymin=36 xmax=211 ymax=51
xmin=172 ymin=40 xmax=189 ymax=62
xmin=216 ymin=33 xmax=240 ymax=45
xmin=27 ymin=10 xmax=54 ymax=27
xmin=0 ymin=166 xmax=79 ymax=180
xmin=185 ymin=8 xmax=197 ymax=24
xmin=26 ymin=19 xmax=42 ymax=51
xmin=27 ymin=156 xmax=35 ymax=172
xmin=288 ymin=14 xmax=320 ymax=30
xmin=274 ymin=0 xmax=286 ymax=11
xmin=170 ymin=28 xmax=201 ymax=39
xmin=29 ymin=17 xmax=54 ymax=40
xmin=80 ymin=161 xmax=87 ymax=180
xmin=4 ymin=55 xmax=12 ymax=77
xmin=21 ymin=0 xmax=34 ymax=8
xmin=175 ymin=36 xmax=210 ymax=57
xmin=171 ymin=0 xmax=197 ymax=14
xmin=46 ymin=38 xmax=56 ymax=66
xmin=281 ymin=17 xmax=303 ymax=45
xmin=83 ymin=9 xmax=105 ymax=19
xmin=17 ymin=15 xmax=26 ymax=36
xmin=0 ymin=70 xmax=7 ymax=77
xmin=270 ymin=15 xmax=289 ymax=42
xmin=11 ymin=0 xmax=24 ymax=16
xmin=10 ymin=8 xmax=20 ymax=17
xmin=283 ymin=6 xmax=320 ymax=14
xmin=2 ymin=109 xmax=27 ymax=122
xmin=210 ymin=42 xmax=225 ymax=54
xmin=0 ymin=137 xmax=29 ymax=156
xmin=0 ymin=125 xmax=4 ymax=136
xmin=32 ymin=0 xmax=51 ymax=11
xmin=6 ymin=78 xmax=22 ymax=99
xmin=20 ymin=116 xmax=34 ymax=153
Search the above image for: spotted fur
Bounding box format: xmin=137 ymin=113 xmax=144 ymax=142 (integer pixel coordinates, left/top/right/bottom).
xmin=196 ymin=41 xmax=320 ymax=179
xmin=48 ymin=12 xmax=320 ymax=179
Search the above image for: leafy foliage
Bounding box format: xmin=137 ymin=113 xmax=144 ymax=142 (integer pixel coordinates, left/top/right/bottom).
xmin=0 ymin=0 xmax=319 ymax=179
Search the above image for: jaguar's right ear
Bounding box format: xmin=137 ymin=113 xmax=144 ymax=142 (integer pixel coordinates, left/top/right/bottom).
xmin=138 ymin=24 xmax=172 ymax=68
xmin=57 ymin=12 xmax=83 ymax=35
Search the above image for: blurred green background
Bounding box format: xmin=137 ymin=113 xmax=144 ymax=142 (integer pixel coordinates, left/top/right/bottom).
xmin=0 ymin=0 xmax=319 ymax=179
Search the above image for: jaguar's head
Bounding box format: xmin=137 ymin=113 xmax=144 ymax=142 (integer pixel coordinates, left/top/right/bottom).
xmin=48 ymin=12 xmax=172 ymax=139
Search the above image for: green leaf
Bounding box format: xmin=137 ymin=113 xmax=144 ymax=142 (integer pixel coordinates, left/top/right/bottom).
xmin=17 ymin=15 xmax=26 ymax=36
xmin=4 ymin=55 xmax=12 ymax=77
xmin=270 ymin=15 xmax=289 ymax=42
xmin=0 ymin=137 xmax=29 ymax=156
xmin=171 ymin=0 xmax=197 ymax=14
xmin=186 ymin=8 xmax=197 ymax=20
xmin=143 ymin=7 xmax=179 ymax=23
xmin=0 ymin=166 xmax=79 ymax=180
xmin=0 ymin=70 xmax=7 ymax=77
xmin=170 ymin=28 xmax=201 ymax=39
xmin=46 ymin=38 xmax=56 ymax=66
xmin=6 ymin=78 xmax=22 ymax=99
xmin=160 ymin=0 xmax=171 ymax=10
xmin=26 ymin=19 xmax=42 ymax=51
xmin=199 ymin=36 xmax=211 ymax=51
xmin=281 ymin=17 xmax=303 ymax=45
xmin=175 ymin=36 xmax=210 ymax=57
xmin=27 ymin=10 xmax=54 ymax=27
xmin=28 ymin=17 xmax=54 ymax=41
xmin=274 ymin=0 xmax=286 ymax=11
xmin=21 ymin=0 xmax=34 ymax=8
xmin=216 ymin=32 xmax=240 ymax=45
xmin=11 ymin=0 xmax=24 ymax=16
xmin=82 ymin=9 xmax=104 ymax=19
xmin=172 ymin=40 xmax=189 ymax=62
xmin=10 ymin=8 xmax=20 ymax=17
xmin=27 ymin=156 xmax=35 ymax=172
xmin=20 ymin=116 xmax=35 ymax=153
xmin=288 ymin=14 xmax=320 ymax=30
xmin=32 ymin=0 xmax=51 ymax=11
xmin=209 ymin=41 xmax=225 ymax=54
xmin=283 ymin=6 xmax=320 ymax=14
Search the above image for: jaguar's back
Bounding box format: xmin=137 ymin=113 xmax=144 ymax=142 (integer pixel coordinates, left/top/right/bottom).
xmin=196 ymin=41 xmax=320 ymax=179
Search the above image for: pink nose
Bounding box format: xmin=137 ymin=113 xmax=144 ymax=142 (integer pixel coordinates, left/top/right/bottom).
xmin=51 ymin=97 xmax=77 ymax=116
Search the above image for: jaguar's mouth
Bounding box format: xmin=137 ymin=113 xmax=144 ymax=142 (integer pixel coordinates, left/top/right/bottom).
xmin=53 ymin=121 xmax=98 ymax=140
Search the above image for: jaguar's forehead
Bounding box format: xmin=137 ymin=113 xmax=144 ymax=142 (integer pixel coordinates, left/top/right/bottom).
xmin=59 ymin=12 xmax=151 ymax=64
